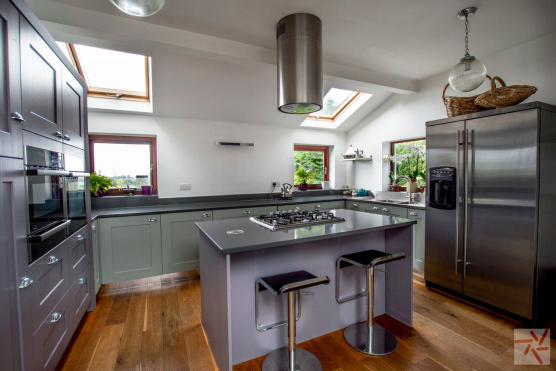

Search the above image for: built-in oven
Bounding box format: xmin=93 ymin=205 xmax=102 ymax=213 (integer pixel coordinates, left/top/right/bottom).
xmin=24 ymin=141 xmax=90 ymax=264
xmin=64 ymin=147 xmax=88 ymax=236
xmin=25 ymin=144 xmax=70 ymax=264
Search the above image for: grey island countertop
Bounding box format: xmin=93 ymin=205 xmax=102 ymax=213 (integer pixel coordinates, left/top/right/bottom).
xmin=195 ymin=209 xmax=416 ymax=254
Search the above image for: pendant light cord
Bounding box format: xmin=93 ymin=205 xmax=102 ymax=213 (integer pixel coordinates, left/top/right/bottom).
xmin=464 ymin=15 xmax=470 ymax=57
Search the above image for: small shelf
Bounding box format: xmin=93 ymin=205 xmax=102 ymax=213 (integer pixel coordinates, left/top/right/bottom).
xmin=342 ymin=156 xmax=373 ymax=162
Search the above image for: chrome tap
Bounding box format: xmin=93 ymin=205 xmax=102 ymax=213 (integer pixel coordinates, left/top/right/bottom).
xmin=395 ymin=175 xmax=414 ymax=204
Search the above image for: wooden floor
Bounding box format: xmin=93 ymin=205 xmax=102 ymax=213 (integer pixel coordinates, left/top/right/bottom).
xmin=56 ymin=271 xmax=554 ymax=371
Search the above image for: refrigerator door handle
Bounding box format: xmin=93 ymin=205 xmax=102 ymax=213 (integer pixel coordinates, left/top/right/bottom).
xmin=455 ymin=130 xmax=462 ymax=275
xmin=464 ymin=129 xmax=473 ymax=278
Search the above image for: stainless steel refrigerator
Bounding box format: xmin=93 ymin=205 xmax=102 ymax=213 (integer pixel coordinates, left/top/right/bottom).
xmin=425 ymin=102 xmax=556 ymax=328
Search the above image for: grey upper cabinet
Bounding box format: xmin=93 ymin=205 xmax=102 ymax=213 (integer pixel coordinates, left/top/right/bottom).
xmin=61 ymin=66 xmax=85 ymax=149
xmin=0 ymin=1 xmax=22 ymax=158
xmin=20 ymin=16 xmax=63 ymax=142
xmin=92 ymin=220 xmax=101 ymax=294
xmin=161 ymin=211 xmax=212 ymax=274
xmin=408 ymin=209 xmax=425 ymax=270
xmin=100 ymin=215 xmax=163 ymax=284
xmin=0 ymin=157 xmax=24 ymax=371
xmin=213 ymin=206 xmax=277 ymax=220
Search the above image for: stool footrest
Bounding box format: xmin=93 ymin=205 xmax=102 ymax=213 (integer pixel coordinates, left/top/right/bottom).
xmin=337 ymin=290 xmax=367 ymax=304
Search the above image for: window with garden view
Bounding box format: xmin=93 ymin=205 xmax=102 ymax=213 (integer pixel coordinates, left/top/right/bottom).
xmin=388 ymin=139 xmax=426 ymax=186
xmin=294 ymin=145 xmax=329 ymax=189
xmin=89 ymin=135 xmax=157 ymax=195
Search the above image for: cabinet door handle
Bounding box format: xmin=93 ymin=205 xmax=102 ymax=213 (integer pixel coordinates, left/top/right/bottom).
xmin=77 ymin=234 xmax=84 ymax=241
xmin=78 ymin=278 xmax=87 ymax=285
xmin=148 ymin=218 xmax=157 ymax=222
xmin=409 ymin=212 xmax=417 ymax=216
xmin=294 ymin=207 xmax=300 ymax=211
xmin=63 ymin=134 xmax=71 ymax=141
xmin=19 ymin=277 xmax=33 ymax=289
xmin=202 ymin=213 xmax=210 ymax=218
xmin=47 ymin=256 xmax=59 ymax=265
xmin=383 ymin=208 xmax=389 ymax=212
xmin=243 ymin=211 xmax=251 ymax=215
xmin=54 ymin=131 xmax=63 ymax=139
xmin=372 ymin=207 xmax=379 ymax=211
xmin=92 ymin=225 xmax=96 ymax=231
xmin=353 ymin=204 xmax=358 ymax=207
xmin=51 ymin=312 xmax=62 ymax=323
xmin=11 ymin=112 xmax=25 ymax=122
xmin=315 ymin=205 xmax=321 ymax=208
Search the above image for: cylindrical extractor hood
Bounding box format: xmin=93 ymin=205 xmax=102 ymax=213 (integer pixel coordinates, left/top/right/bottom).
xmin=276 ymin=13 xmax=323 ymax=114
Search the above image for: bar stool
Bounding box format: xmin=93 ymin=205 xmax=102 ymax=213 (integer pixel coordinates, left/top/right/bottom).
xmin=336 ymin=250 xmax=406 ymax=355
xmin=256 ymin=270 xmax=330 ymax=371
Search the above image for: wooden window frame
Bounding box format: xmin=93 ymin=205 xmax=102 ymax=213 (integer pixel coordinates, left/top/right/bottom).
xmin=89 ymin=135 xmax=158 ymax=196
xmin=306 ymin=92 xmax=361 ymax=122
xmin=294 ymin=145 xmax=330 ymax=190
xmin=65 ymin=43 xmax=150 ymax=102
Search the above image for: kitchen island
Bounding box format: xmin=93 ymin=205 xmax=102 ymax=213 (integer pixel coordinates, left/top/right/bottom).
xmin=196 ymin=209 xmax=415 ymax=371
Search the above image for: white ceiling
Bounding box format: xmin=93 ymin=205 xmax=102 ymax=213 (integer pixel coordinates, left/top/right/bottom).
xmin=26 ymin=0 xmax=556 ymax=131
xmin=38 ymin=0 xmax=556 ymax=80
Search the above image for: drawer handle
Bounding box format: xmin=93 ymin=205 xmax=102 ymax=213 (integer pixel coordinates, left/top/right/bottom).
xmin=243 ymin=211 xmax=251 ymax=214
xmin=63 ymin=135 xmax=71 ymax=141
xmin=294 ymin=207 xmax=300 ymax=211
xmin=77 ymin=234 xmax=84 ymax=241
xmin=148 ymin=218 xmax=157 ymax=222
xmin=78 ymin=278 xmax=87 ymax=285
xmin=11 ymin=112 xmax=25 ymax=122
xmin=92 ymin=225 xmax=96 ymax=231
xmin=54 ymin=131 xmax=63 ymax=139
xmin=372 ymin=207 xmax=379 ymax=210
xmin=47 ymin=256 xmax=59 ymax=265
xmin=353 ymin=203 xmax=358 ymax=207
xmin=51 ymin=312 xmax=62 ymax=323
xmin=383 ymin=208 xmax=389 ymax=212
xmin=19 ymin=277 xmax=33 ymax=289
xmin=202 ymin=213 xmax=210 ymax=218
xmin=410 ymin=212 xmax=418 ymax=216
xmin=316 ymin=205 xmax=321 ymax=208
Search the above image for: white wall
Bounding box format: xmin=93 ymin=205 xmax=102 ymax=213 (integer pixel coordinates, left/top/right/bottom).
xmin=88 ymin=112 xmax=348 ymax=198
xmin=347 ymin=31 xmax=556 ymax=191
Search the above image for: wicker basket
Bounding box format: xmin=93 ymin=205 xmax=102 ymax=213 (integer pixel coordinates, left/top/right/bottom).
xmin=442 ymin=76 xmax=490 ymax=117
xmin=474 ymin=76 xmax=537 ymax=109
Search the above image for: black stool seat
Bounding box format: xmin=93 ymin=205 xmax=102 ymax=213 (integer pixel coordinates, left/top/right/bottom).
xmin=259 ymin=270 xmax=330 ymax=295
xmin=339 ymin=250 xmax=405 ymax=269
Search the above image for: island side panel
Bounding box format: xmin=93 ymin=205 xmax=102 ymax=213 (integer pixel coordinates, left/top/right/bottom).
xmin=199 ymin=233 xmax=233 ymax=371
xmin=385 ymin=225 xmax=413 ymax=326
xmin=228 ymin=230 xmax=391 ymax=366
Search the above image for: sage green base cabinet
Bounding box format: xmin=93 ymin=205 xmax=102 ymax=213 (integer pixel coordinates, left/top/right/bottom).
xmin=213 ymin=206 xmax=277 ymax=220
xmin=92 ymin=220 xmax=101 ymax=294
xmin=161 ymin=211 xmax=212 ymax=274
xmin=377 ymin=205 xmax=408 ymax=218
xmin=100 ymin=215 xmax=162 ymax=284
xmin=408 ymin=209 xmax=425 ymax=270
xmin=277 ymin=200 xmax=345 ymax=212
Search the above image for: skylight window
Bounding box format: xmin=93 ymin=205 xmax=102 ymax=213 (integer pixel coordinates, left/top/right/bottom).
xmin=308 ymin=88 xmax=360 ymax=121
xmin=55 ymin=42 xmax=150 ymax=102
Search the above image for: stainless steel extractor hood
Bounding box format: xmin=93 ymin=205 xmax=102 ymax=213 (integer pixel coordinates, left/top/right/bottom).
xmin=276 ymin=13 xmax=323 ymax=114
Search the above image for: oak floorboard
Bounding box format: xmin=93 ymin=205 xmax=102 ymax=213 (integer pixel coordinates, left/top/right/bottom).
xmin=56 ymin=272 xmax=540 ymax=371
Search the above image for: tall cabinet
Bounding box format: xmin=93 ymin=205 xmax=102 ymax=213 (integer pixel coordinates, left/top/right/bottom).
xmin=0 ymin=0 xmax=92 ymax=370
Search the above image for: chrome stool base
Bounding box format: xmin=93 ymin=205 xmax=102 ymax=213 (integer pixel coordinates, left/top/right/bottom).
xmin=262 ymin=348 xmax=322 ymax=371
xmin=344 ymin=322 xmax=398 ymax=356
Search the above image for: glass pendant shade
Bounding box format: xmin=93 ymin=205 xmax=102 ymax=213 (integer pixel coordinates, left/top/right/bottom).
xmin=109 ymin=0 xmax=165 ymax=17
xmin=449 ymin=56 xmax=487 ymax=92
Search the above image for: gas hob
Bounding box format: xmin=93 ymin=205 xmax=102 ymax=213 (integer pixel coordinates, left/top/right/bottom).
xmin=250 ymin=210 xmax=345 ymax=231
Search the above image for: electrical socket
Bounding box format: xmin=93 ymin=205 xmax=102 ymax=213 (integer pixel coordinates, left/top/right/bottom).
xmin=272 ymin=181 xmax=280 ymax=188
xmin=179 ymin=183 xmax=191 ymax=191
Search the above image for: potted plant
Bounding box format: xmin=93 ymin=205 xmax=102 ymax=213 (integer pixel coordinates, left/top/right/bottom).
xmin=388 ymin=171 xmax=402 ymax=192
xmin=295 ymin=168 xmax=311 ymax=191
xmin=90 ymin=172 xmax=114 ymax=197
xmin=384 ymin=144 xmax=426 ymax=192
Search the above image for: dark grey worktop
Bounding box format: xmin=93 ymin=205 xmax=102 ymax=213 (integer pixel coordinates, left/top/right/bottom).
xmin=90 ymin=194 xmax=425 ymax=220
xmin=195 ymin=209 xmax=416 ymax=254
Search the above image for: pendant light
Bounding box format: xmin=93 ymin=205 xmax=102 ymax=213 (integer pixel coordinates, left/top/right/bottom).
xmin=448 ymin=7 xmax=487 ymax=92
xmin=109 ymin=0 xmax=165 ymax=17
